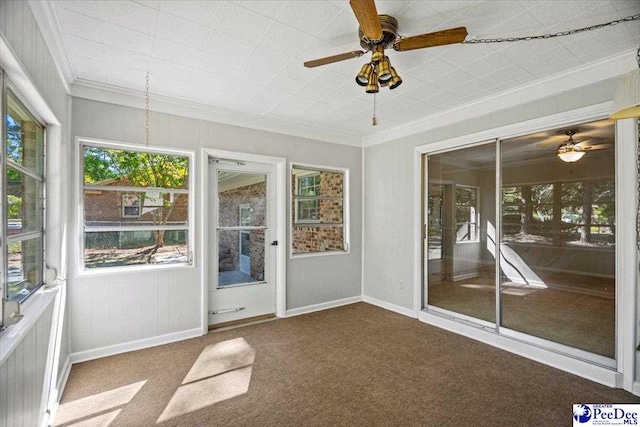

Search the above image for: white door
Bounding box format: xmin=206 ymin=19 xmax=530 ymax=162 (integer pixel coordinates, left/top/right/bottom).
xmin=208 ymin=160 xmax=277 ymax=326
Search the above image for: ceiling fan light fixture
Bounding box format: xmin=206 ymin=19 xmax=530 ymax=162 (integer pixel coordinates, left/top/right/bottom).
xmin=366 ymin=70 xmax=379 ymax=93
xmin=557 ymin=144 xmax=586 ymax=162
xmin=378 ymin=57 xmax=392 ymax=82
xmin=388 ymin=67 xmax=402 ymax=89
xmin=356 ymin=63 xmax=373 ymax=86
xmin=371 ymin=45 xmax=384 ymax=63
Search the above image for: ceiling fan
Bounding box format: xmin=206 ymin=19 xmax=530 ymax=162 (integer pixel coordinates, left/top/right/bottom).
xmin=303 ymin=0 xmax=468 ymax=94
xmin=554 ymin=130 xmax=612 ymax=163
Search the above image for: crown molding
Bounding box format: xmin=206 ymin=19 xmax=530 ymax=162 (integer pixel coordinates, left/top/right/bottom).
xmin=362 ymin=49 xmax=638 ymax=147
xmin=27 ymin=0 xmax=75 ymax=93
xmin=71 ymin=79 xmax=363 ymax=147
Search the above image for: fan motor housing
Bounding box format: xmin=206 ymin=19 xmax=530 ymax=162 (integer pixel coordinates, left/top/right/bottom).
xmin=359 ymin=15 xmax=398 ymax=49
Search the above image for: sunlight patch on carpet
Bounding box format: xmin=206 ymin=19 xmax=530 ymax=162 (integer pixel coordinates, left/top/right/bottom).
xmin=55 ymin=381 xmax=146 ymax=426
xmin=156 ymin=338 xmax=255 ymax=423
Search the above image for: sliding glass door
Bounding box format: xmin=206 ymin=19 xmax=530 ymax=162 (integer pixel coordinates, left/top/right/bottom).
xmin=499 ymin=121 xmax=616 ymax=359
xmin=426 ymin=142 xmax=497 ymax=325
xmin=424 ymin=118 xmax=616 ymax=361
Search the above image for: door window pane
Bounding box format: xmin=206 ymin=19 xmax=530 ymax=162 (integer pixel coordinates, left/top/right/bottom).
xmin=218 ymin=229 xmax=265 ymax=286
xmin=426 ymin=142 xmax=496 ymax=323
xmin=218 ymin=172 xmax=266 ymax=227
xmin=500 ymin=118 xmax=616 ymax=358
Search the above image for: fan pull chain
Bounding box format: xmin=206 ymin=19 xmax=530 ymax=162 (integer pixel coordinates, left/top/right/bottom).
xmin=372 ymin=93 xmax=377 ymax=126
xmin=145 ymin=72 xmax=150 ymax=147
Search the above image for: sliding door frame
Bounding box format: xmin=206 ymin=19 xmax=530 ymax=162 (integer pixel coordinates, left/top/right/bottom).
xmin=413 ymin=101 xmax=636 ymax=389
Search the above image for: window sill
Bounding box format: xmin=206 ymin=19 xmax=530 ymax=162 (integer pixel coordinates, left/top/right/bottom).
xmin=77 ymin=262 xmax=195 ymax=278
xmin=0 ymin=286 xmax=58 ymax=366
xmin=291 ymin=250 xmax=350 ymax=260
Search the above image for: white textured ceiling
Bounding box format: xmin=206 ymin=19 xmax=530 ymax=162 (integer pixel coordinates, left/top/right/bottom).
xmin=50 ymin=0 xmax=640 ymax=141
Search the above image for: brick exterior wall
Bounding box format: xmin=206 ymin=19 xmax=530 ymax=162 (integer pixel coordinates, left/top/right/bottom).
xmin=218 ymin=181 xmax=266 ymax=280
xmin=292 ymin=170 xmax=345 ymax=254
xmin=84 ymin=179 xmax=188 ymax=224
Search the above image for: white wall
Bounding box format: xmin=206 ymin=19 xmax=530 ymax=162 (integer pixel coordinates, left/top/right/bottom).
xmin=69 ymin=97 xmax=363 ymax=354
xmin=0 ymin=1 xmax=71 ymax=425
xmin=0 ymin=302 xmax=54 ymax=427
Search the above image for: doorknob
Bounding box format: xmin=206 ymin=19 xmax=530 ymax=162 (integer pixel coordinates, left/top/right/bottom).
xmin=271 ymin=241 xmax=278 ymax=246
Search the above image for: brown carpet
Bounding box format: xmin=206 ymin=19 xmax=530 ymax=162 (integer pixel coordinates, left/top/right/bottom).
xmin=429 ymin=275 xmax=615 ymax=357
xmin=57 ymin=303 xmax=638 ymax=427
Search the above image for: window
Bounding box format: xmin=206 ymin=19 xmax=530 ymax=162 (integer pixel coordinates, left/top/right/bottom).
xmin=291 ymin=165 xmax=347 ymax=255
xmin=4 ymin=90 xmax=45 ymax=302
xmin=295 ymin=173 xmax=320 ymax=222
xmin=122 ymin=194 xmax=141 ymax=218
xmin=502 ymin=179 xmax=614 ymax=247
xmin=455 ymin=186 xmax=478 ymax=242
xmin=81 ymin=141 xmax=193 ymax=269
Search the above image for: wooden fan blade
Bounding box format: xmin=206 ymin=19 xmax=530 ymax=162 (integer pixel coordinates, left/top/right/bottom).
xmin=304 ymin=50 xmax=366 ymax=68
xmin=349 ymin=0 xmax=382 ymax=41
xmin=578 ymin=143 xmax=613 ymax=151
xmin=394 ymin=27 xmax=468 ymax=51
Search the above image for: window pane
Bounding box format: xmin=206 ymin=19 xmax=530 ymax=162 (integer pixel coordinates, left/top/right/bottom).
xmin=7 ymin=237 xmax=43 ymax=301
xmin=293 ymin=199 xmax=343 ymax=225
xmin=217 ymin=172 xmax=266 ymax=227
xmin=296 ymin=200 xmax=320 ymax=222
xmin=7 ymin=167 xmax=43 ymax=236
xmin=426 ymin=142 xmax=496 ymax=323
xmin=292 ymin=168 xmax=343 ymax=197
xmin=292 ymin=226 xmax=344 ymax=254
xmin=84 ymin=190 xmax=188 ymax=226
xmin=6 ymin=93 xmax=44 ymax=175
xmin=83 ymin=146 xmax=189 ymax=189
xmin=500 ymin=118 xmax=616 ymax=358
xmin=218 ymin=229 xmax=265 ymax=286
xmin=84 ymin=230 xmax=188 ymax=268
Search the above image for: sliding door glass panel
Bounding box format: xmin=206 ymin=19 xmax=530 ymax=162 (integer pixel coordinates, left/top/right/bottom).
xmin=499 ymin=119 xmax=616 ymax=358
xmin=426 ymin=142 xmax=496 ymax=323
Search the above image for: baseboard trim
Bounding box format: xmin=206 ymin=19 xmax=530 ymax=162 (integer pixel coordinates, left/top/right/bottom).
xmin=69 ymin=328 xmax=203 ymax=364
xmin=418 ymin=310 xmax=621 ymax=388
xmin=633 ymin=382 xmax=640 ymax=396
xmin=285 ymin=296 xmax=362 ymax=317
xmin=362 ymin=295 xmax=417 ymax=318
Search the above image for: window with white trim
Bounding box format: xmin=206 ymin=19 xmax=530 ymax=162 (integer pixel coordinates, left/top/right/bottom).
xmin=81 ymin=141 xmax=192 ymax=269
xmin=455 ymin=186 xmax=478 ymax=242
xmin=3 ymin=88 xmax=45 ymax=303
xmin=291 ymin=165 xmax=348 ymax=255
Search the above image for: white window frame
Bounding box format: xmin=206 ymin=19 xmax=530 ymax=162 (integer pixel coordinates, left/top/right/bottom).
xmin=2 ymin=83 xmax=46 ymax=307
xmin=77 ymin=138 xmax=196 ymax=274
xmin=294 ymin=171 xmax=321 ymax=224
xmin=289 ymin=162 xmax=349 ymax=259
xmin=454 ymin=185 xmax=479 ymax=244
